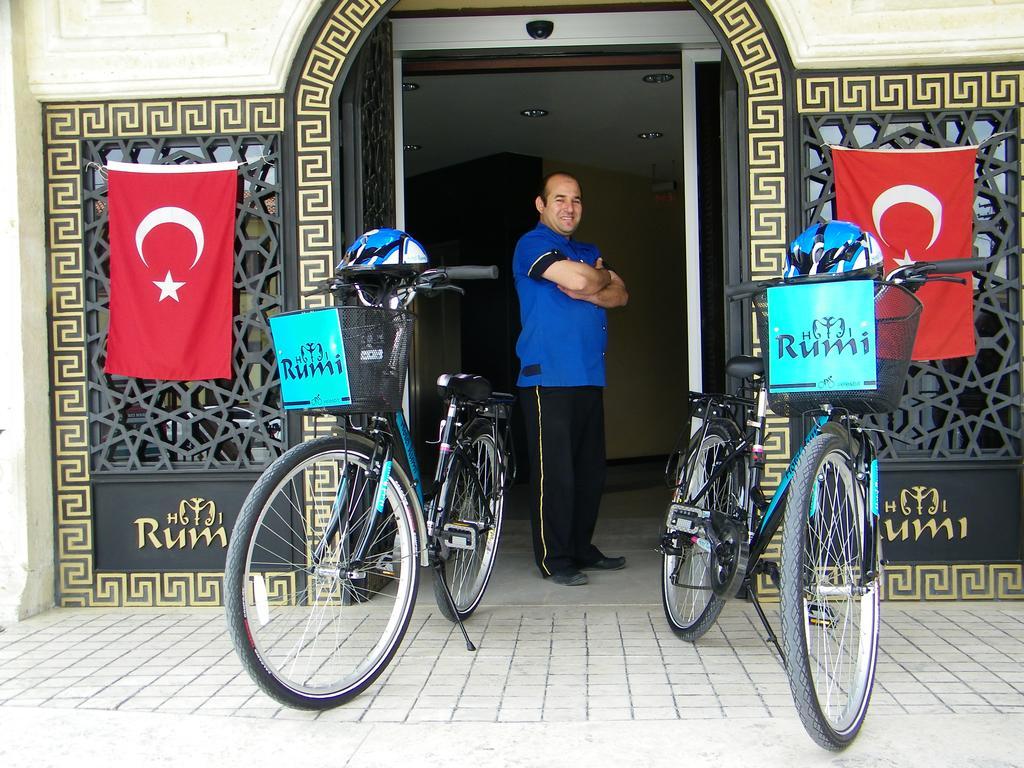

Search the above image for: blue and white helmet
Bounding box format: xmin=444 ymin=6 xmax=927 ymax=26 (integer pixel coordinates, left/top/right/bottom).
xmin=339 ymin=228 xmax=429 ymax=271
xmin=784 ymin=220 xmax=883 ymax=279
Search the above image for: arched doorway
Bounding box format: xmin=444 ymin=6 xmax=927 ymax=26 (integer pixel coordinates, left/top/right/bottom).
xmin=282 ymin=1 xmax=792 ymax=600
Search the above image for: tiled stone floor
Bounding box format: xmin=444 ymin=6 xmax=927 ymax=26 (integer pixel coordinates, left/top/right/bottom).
xmin=2 ymin=600 xmax=1022 ymax=723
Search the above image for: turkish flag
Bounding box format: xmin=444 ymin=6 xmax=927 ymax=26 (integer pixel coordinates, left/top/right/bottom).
xmin=105 ymin=161 xmax=238 ymax=380
xmin=833 ymin=146 xmax=976 ymax=360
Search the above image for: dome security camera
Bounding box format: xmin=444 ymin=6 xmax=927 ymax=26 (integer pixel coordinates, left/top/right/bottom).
xmin=526 ymin=20 xmax=554 ymax=40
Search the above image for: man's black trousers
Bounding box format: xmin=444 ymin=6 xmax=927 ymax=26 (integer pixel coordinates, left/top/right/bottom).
xmin=519 ymin=385 xmax=606 ymax=576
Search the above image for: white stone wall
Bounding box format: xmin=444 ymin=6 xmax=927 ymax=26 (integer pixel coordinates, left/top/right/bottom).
xmin=768 ymin=0 xmax=1024 ymax=68
xmin=1 ymin=0 xmax=53 ymax=622
xmin=17 ymin=0 xmax=1024 ymax=101
xmin=22 ymin=0 xmax=323 ymax=100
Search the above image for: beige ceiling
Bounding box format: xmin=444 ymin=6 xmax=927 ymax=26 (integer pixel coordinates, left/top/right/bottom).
xmin=401 ymin=65 xmax=686 ymax=183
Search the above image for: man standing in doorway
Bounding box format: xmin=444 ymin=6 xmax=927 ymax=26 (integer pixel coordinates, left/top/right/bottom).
xmin=513 ymin=171 xmax=629 ymax=586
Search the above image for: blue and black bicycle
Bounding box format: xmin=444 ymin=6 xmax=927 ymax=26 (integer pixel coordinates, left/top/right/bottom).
xmin=659 ymin=223 xmax=989 ymax=749
xmin=224 ymin=230 xmax=514 ymax=709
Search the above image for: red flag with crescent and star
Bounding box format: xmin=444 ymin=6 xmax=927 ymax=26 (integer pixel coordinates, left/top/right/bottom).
xmin=104 ymin=161 xmax=238 ymax=380
xmin=833 ymin=146 xmax=976 ymax=361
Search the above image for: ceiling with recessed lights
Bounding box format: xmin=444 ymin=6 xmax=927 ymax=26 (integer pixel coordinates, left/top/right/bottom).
xmin=400 ymin=66 xmax=684 ymax=184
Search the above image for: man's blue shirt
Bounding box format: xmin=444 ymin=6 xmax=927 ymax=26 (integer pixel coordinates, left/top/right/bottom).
xmin=513 ymin=223 xmax=608 ymax=387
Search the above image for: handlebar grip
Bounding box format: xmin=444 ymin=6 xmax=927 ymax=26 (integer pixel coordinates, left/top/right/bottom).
xmin=444 ymin=265 xmax=499 ymax=280
xmin=726 ymin=280 xmax=774 ymax=299
xmin=922 ymin=257 xmax=991 ymax=275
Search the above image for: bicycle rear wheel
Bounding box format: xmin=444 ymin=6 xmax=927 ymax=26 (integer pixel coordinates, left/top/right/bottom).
xmin=662 ymin=418 xmax=741 ymax=640
xmin=433 ymin=418 xmax=504 ymax=621
xmin=224 ymin=433 xmax=420 ymax=709
xmin=780 ymin=430 xmax=879 ymax=750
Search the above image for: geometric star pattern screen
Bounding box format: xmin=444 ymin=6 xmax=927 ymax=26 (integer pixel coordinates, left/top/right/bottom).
xmin=82 ymin=135 xmax=286 ymax=472
xmin=801 ymin=110 xmax=1021 ymax=461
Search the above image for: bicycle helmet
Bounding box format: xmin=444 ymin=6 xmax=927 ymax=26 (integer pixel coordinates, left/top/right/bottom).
xmin=784 ymin=220 xmax=883 ymax=279
xmin=339 ymin=228 xmax=429 ymax=271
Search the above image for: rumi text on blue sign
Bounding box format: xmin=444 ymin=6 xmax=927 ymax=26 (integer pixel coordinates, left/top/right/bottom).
xmin=767 ymin=280 xmax=877 ymax=393
xmin=269 ymin=309 xmax=353 ymax=410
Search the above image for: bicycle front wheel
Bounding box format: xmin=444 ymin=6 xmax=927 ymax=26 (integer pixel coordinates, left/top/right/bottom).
xmin=662 ymin=418 xmax=741 ymax=640
xmin=433 ymin=418 xmax=504 ymax=621
xmin=224 ymin=433 xmax=420 ymax=709
xmin=780 ymin=430 xmax=879 ymax=750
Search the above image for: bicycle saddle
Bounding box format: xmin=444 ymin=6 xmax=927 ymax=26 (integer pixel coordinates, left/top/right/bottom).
xmin=725 ymin=355 xmax=764 ymax=379
xmin=436 ymin=373 xmax=492 ymax=402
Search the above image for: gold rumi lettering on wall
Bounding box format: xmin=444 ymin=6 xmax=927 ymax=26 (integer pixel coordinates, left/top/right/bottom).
xmin=134 ymin=497 xmax=228 ymax=551
xmin=883 ymin=486 xmax=966 ymax=542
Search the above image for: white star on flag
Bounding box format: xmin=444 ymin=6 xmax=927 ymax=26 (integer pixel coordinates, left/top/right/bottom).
xmin=893 ymin=250 xmax=916 ymax=268
xmin=153 ymin=270 xmax=186 ymax=302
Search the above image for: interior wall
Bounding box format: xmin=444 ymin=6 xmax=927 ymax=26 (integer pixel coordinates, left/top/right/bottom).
xmin=543 ymin=159 xmax=687 ymax=460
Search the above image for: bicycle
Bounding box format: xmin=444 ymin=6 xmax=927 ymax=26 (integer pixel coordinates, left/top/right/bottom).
xmin=223 ymin=261 xmax=515 ymax=710
xmin=659 ymin=254 xmax=989 ymax=749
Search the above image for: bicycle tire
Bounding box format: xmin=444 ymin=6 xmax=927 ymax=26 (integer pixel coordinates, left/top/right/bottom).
xmin=662 ymin=417 xmax=742 ymax=640
xmin=780 ymin=430 xmax=879 ymax=750
xmin=224 ymin=433 xmax=420 ymax=710
xmin=432 ymin=417 xmax=504 ymax=621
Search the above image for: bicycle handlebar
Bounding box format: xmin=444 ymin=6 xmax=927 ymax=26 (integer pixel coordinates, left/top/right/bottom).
xmin=726 ymin=255 xmax=998 ymax=301
xmin=310 ymin=264 xmax=500 ymax=308
xmin=903 ymin=257 xmax=988 ymax=275
xmin=442 ymin=265 xmax=499 ymax=281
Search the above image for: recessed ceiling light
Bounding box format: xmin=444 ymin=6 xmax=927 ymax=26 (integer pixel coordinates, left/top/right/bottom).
xmin=638 ymin=131 xmax=663 ymax=140
xmin=642 ymin=73 xmax=674 ymax=84
xmin=402 ymin=82 xmax=420 ymax=92
xmin=404 ymin=144 xmax=422 ymax=151
xmin=520 ymin=108 xmax=549 ymax=118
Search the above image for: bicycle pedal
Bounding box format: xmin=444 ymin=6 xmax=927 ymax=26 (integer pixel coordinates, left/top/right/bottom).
xmin=807 ymin=601 xmax=837 ymax=628
xmin=442 ymin=521 xmax=480 ymax=551
xmin=377 ymin=553 xmax=396 ymax=577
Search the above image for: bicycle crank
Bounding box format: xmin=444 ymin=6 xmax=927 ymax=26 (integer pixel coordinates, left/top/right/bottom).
xmin=707 ymin=517 xmax=749 ymax=599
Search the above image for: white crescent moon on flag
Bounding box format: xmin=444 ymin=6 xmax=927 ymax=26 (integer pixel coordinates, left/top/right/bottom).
xmin=871 ymin=184 xmax=942 ymax=250
xmin=134 ymin=206 xmax=205 ymax=269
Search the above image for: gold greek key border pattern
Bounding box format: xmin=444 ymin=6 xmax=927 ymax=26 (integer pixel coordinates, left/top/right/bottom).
xmin=755 ymin=562 xmax=1024 ymax=603
xmin=884 ymin=564 xmax=1024 ymax=601
xmin=696 ymin=0 xmax=789 ymax=491
xmin=798 ymin=70 xmax=1022 ymax=113
xmin=44 ymin=97 xmax=284 ymax=608
xmin=746 ymin=543 xmax=1007 ymax=603
xmin=294 ymin=0 xmax=385 ymax=311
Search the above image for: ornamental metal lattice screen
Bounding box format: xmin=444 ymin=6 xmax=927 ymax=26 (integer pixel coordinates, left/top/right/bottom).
xmin=801 ymin=110 xmax=1021 ymax=461
xmin=82 ymin=135 xmax=286 ymax=472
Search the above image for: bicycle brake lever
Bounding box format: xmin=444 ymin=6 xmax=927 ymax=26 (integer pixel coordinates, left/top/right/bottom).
xmin=303 ymin=278 xmax=341 ymax=296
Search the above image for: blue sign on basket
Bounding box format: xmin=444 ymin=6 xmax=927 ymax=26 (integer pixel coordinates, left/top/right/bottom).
xmin=767 ymin=281 xmax=877 ymax=394
xmin=269 ymin=309 xmax=352 ymax=410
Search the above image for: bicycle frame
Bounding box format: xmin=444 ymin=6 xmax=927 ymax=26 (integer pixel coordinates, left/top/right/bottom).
xmin=323 ymin=394 xmax=514 ymax=571
xmin=677 ymin=385 xmax=879 ymax=592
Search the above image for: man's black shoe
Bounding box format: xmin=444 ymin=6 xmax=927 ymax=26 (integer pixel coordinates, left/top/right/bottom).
xmin=581 ymin=556 xmax=626 ymax=571
xmin=551 ymin=569 xmax=588 ymax=586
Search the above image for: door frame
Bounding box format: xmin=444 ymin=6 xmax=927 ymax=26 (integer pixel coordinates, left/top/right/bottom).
xmin=390 ymin=9 xmax=723 ymax=390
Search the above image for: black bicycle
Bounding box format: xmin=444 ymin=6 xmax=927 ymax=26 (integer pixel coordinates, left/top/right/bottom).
xmin=659 ymin=256 xmax=989 ymax=749
xmin=224 ymin=264 xmax=515 ymax=709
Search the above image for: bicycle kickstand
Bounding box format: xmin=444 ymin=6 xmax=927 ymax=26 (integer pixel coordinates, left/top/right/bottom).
xmin=432 ymin=563 xmax=477 ymax=652
xmin=748 ymin=583 xmax=785 ymax=668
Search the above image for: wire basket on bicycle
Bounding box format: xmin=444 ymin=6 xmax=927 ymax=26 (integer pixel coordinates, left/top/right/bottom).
xmin=269 ymin=304 xmax=413 ymax=413
xmin=267 ymin=228 xmax=430 ymax=413
xmin=753 ymin=283 xmax=921 ymax=415
xmin=755 ymin=221 xmax=924 ymax=416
